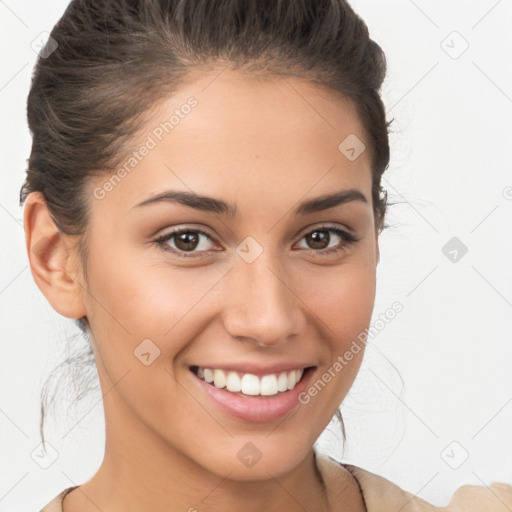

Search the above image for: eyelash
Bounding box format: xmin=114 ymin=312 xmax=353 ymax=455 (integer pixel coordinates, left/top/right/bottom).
xmin=153 ymin=225 xmax=360 ymax=259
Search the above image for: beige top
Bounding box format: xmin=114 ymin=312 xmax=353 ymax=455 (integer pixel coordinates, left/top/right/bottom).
xmin=39 ymin=455 xmax=512 ymax=511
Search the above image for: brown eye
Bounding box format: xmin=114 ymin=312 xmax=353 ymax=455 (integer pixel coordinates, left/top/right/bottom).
xmin=295 ymin=225 xmax=359 ymax=256
xmin=174 ymin=231 xmax=200 ymax=252
xmin=154 ymin=228 xmax=217 ymax=258
xmin=304 ymin=229 xmax=331 ymax=250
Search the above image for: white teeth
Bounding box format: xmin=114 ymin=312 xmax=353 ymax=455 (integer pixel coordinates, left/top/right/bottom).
xmin=241 ymin=374 xmax=260 ymax=395
xmin=194 ymin=367 xmax=305 ymax=396
xmin=226 ymin=371 xmax=242 ymax=392
xmin=277 ymin=372 xmax=289 ymax=392
xmin=287 ymin=370 xmax=297 ymax=390
xmin=213 ymin=369 xmax=226 ymax=388
xmin=203 ymin=368 xmax=214 ymax=383
xmin=260 ymin=374 xmax=278 ymax=396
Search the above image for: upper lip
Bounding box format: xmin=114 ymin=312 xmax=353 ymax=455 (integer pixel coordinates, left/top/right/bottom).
xmin=190 ymin=362 xmax=315 ymax=377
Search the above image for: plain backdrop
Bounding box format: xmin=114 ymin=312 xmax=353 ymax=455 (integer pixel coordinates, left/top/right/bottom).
xmin=1 ymin=0 xmax=511 ymax=510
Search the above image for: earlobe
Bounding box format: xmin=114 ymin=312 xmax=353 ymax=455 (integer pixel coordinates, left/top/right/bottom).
xmin=23 ymin=191 xmax=87 ymax=320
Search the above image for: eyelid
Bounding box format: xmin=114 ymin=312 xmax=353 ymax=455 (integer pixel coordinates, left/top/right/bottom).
xmin=153 ymin=222 xmax=359 ymax=258
xmin=155 ymin=222 xmax=354 ymax=243
xmin=154 ymin=224 xmax=217 ymax=242
xmin=295 ymin=222 xmax=355 ymax=239
xmin=154 ymin=226 xmax=218 ymax=247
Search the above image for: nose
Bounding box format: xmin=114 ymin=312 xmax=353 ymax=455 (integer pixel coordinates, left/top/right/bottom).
xmin=221 ymin=250 xmax=305 ymax=347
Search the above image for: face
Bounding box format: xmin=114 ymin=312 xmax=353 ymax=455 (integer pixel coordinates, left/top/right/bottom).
xmin=54 ymin=70 xmax=380 ymax=480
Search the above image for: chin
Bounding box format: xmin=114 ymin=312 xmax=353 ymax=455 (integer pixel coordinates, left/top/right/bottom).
xmin=192 ymin=438 xmax=313 ymax=481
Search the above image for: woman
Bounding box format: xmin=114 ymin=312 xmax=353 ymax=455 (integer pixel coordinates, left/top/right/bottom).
xmin=20 ymin=1 xmax=512 ymax=510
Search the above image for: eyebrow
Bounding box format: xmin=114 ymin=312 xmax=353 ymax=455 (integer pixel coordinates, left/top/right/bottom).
xmin=133 ymin=188 xmax=368 ymax=216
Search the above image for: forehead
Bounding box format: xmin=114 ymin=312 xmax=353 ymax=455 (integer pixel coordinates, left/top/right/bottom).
xmin=88 ymin=69 xmax=372 ymax=214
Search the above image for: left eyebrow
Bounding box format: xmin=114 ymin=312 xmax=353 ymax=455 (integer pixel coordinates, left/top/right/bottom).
xmin=294 ymin=189 xmax=368 ymax=215
xmin=132 ymin=188 xmax=368 ymax=217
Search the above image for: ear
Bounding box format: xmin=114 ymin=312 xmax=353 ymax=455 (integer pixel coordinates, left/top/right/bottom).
xmin=23 ymin=191 xmax=87 ymax=319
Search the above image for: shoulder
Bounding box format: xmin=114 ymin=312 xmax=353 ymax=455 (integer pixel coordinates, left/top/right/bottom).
xmin=443 ymin=481 xmax=512 ymax=511
xmin=39 ymin=486 xmax=77 ymax=512
xmin=316 ymin=454 xmax=512 ymax=512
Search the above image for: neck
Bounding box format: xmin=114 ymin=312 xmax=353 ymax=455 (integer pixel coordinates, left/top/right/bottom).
xmin=63 ymin=405 xmax=331 ymax=512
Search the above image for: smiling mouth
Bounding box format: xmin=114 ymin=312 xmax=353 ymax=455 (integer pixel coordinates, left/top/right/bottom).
xmin=189 ymin=365 xmax=315 ymax=398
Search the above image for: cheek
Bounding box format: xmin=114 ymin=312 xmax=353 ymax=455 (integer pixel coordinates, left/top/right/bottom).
xmin=301 ymin=262 xmax=374 ymax=385
xmin=290 ymin=260 xmax=375 ymax=435
xmin=84 ymin=246 xmax=226 ymax=359
xmin=86 ymin=259 xmax=375 ymax=381
xmin=295 ymin=257 xmax=376 ymax=343
xmin=82 ymin=251 xmax=215 ymax=417
xmin=85 ymin=220 xmax=376 ymax=353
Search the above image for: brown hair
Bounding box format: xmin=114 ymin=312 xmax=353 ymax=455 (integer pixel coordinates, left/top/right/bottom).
xmin=20 ymin=0 xmax=392 ymax=451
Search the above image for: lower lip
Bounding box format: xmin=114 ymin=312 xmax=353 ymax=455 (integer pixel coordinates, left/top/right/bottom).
xmin=190 ymin=367 xmax=315 ymax=423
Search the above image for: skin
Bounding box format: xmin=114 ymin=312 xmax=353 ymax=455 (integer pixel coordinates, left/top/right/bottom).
xmin=24 ymin=69 xmax=380 ymax=512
